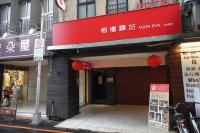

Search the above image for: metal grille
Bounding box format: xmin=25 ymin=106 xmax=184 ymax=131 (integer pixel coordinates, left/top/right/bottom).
xmin=38 ymin=13 xmax=53 ymax=32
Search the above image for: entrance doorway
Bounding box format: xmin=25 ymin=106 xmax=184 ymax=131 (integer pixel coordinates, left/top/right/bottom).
xmin=91 ymin=66 xmax=167 ymax=106
xmin=91 ymin=69 xmax=115 ymax=105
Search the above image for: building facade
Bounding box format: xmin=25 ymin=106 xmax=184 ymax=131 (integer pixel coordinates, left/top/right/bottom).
xmin=1 ymin=0 xmax=200 ymax=127
xmin=46 ymin=0 xmax=200 ymax=121
xmin=0 ymin=0 xmax=54 ymax=114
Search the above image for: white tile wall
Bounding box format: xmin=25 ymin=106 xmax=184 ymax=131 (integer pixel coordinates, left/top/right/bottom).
xmin=28 ymin=65 xmax=48 ymax=102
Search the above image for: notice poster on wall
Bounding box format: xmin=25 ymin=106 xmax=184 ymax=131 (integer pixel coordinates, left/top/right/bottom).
xmin=180 ymin=50 xmax=200 ymax=102
xmin=148 ymin=84 xmax=169 ymax=130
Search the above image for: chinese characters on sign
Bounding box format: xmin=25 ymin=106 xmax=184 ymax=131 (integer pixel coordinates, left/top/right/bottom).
xmin=20 ymin=39 xmax=30 ymax=52
xmin=148 ymin=84 xmax=169 ymax=130
xmin=0 ymin=34 xmax=42 ymax=59
xmin=100 ymin=23 xmax=171 ymax=34
xmin=6 ymin=42 xmax=16 ymax=54
xmin=180 ymin=49 xmax=200 ymax=102
xmin=101 ymin=24 xmax=136 ymax=34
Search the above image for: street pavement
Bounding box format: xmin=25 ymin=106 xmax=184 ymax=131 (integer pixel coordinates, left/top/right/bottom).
xmin=0 ymin=119 xmax=95 ymax=133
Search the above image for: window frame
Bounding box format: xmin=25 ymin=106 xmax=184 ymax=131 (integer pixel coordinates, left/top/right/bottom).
xmin=42 ymin=0 xmax=54 ymax=31
xmin=0 ymin=4 xmax=11 ymax=24
xmin=106 ymin=0 xmax=128 ymax=14
xmin=19 ymin=0 xmax=31 ymax=20
xmin=77 ymin=0 xmax=96 ymax=19
xmin=42 ymin=0 xmax=53 ymax=15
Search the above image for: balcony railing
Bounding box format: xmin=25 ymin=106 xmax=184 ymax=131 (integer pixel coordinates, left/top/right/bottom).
xmin=38 ymin=13 xmax=53 ymax=32
xmin=0 ymin=23 xmax=10 ymax=37
xmin=15 ymin=14 xmax=53 ymax=35
xmin=17 ymin=19 xmax=31 ymax=34
xmin=137 ymin=0 xmax=178 ymax=10
xmin=106 ymin=3 xmax=128 ymax=14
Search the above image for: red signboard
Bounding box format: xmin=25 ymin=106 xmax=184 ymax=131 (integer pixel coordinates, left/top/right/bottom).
xmin=150 ymin=84 xmax=169 ymax=92
xmin=53 ymin=4 xmax=181 ymax=46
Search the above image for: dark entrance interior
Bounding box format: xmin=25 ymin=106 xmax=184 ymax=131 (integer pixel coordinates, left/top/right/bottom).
xmin=91 ymin=69 xmax=115 ymax=105
xmin=91 ymin=66 xmax=167 ymax=105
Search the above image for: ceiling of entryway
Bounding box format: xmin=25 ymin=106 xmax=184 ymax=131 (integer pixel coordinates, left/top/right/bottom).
xmin=0 ymin=60 xmax=48 ymax=67
xmin=73 ymin=52 xmax=167 ymax=68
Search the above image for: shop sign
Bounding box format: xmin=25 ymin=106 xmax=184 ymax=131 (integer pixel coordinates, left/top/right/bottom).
xmin=148 ymin=84 xmax=169 ymax=130
xmin=53 ymin=4 xmax=181 ymax=47
xmin=180 ymin=46 xmax=200 ymax=102
xmin=0 ymin=34 xmax=42 ymax=59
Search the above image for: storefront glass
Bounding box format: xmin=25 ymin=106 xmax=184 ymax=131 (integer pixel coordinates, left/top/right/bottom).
xmin=3 ymin=69 xmax=28 ymax=102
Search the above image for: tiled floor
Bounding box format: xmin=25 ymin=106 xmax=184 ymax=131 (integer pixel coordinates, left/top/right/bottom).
xmin=1 ymin=101 xmax=46 ymax=117
xmin=56 ymin=105 xmax=177 ymax=133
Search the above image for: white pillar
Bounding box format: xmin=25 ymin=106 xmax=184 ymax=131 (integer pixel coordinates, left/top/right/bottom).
xmin=79 ymin=70 xmax=85 ymax=106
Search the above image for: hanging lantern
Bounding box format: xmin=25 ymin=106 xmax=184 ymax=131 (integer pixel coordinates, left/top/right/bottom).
xmin=147 ymin=55 xmax=161 ymax=68
xmin=72 ymin=60 xmax=92 ymax=71
xmin=72 ymin=60 xmax=82 ymax=71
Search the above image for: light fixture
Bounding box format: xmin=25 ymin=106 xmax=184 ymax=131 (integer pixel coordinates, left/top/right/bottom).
xmin=180 ymin=42 xmax=200 ymax=47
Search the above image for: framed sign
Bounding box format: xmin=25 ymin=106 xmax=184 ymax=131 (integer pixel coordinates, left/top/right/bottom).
xmin=180 ymin=46 xmax=200 ymax=102
xmin=148 ymin=84 xmax=169 ymax=130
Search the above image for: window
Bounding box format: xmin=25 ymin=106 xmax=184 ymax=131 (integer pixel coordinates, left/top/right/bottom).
xmin=0 ymin=4 xmax=10 ymax=36
xmin=43 ymin=0 xmax=53 ymax=14
xmin=78 ymin=0 xmax=95 ymax=19
xmin=20 ymin=0 xmax=31 ymax=19
xmin=0 ymin=4 xmax=11 ymax=24
xmin=107 ymin=0 xmax=128 ymax=14
xmin=42 ymin=0 xmax=53 ymax=31
xmin=19 ymin=0 xmax=31 ymax=34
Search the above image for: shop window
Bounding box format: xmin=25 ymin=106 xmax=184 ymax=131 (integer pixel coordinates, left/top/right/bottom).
xmin=3 ymin=69 xmax=28 ymax=102
xmin=18 ymin=0 xmax=31 ymax=34
xmin=0 ymin=4 xmax=11 ymax=36
xmin=77 ymin=0 xmax=96 ymax=19
xmin=106 ymin=0 xmax=128 ymax=14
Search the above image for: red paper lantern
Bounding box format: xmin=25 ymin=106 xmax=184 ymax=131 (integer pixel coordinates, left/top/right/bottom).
xmin=147 ymin=55 xmax=161 ymax=68
xmin=72 ymin=60 xmax=83 ymax=71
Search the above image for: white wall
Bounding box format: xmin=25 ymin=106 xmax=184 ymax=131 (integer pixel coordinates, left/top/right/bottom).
xmin=28 ymin=65 xmax=48 ymax=102
xmin=58 ymin=0 xmax=77 ymax=22
xmin=128 ymin=0 xmax=140 ymax=11
xmin=76 ymin=52 xmax=167 ymax=68
xmin=96 ymin=0 xmax=106 ymax=16
xmin=79 ymin=70 xmax=86 ymax=106
xmin=58 ymin=0 xmax=141 ymax=22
